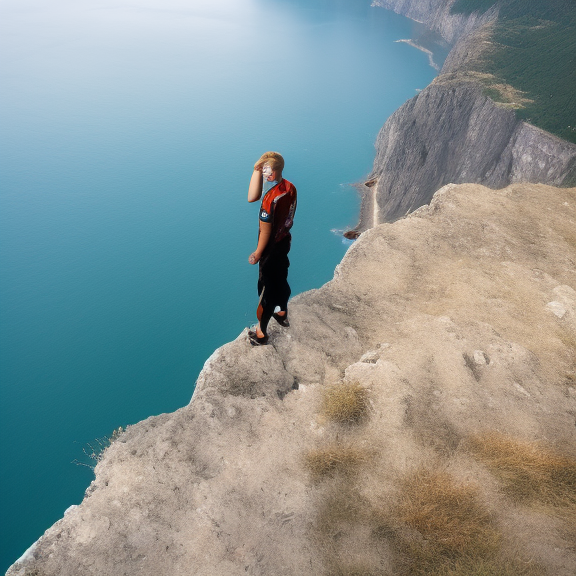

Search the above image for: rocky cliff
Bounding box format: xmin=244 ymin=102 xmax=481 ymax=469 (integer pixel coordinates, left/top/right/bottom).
xmin=358 ymin=81 xmax=576 ymax=227
xmin=373 ymin=0 xmax=496 ymax=44
xmin=8 ymin=182 xmax=576 ymax=576
xmin=352 ymin=0 xmax=576 ymax=230
xmin=7 ymin=3 xmax=576 ymax=575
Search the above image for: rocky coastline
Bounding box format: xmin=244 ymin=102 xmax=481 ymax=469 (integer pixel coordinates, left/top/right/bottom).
xmin=348 ymin=0 xmax=576 ymax=233
xmin=7 ymin=2 xmax=576 ymax=575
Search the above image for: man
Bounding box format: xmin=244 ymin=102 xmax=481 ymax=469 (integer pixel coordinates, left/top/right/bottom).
xmin=247 ymin=152 xmax=297 ymax=345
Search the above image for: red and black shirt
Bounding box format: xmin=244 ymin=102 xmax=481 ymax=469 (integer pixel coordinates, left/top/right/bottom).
xmin=259 ymin=178 xmax=297 ymax=243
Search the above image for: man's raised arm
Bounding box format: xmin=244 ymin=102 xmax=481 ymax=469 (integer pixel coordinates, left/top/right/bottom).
xmin=248 ymin=165 xmax=264 ymax=203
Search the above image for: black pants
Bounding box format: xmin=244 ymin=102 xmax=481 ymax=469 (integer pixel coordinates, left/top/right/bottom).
xmin=257 ymin=235 xmax=291 ymax=335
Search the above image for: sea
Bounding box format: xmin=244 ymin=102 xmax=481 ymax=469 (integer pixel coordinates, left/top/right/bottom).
xmin=0 ymin=0 xmax=443 ymax=570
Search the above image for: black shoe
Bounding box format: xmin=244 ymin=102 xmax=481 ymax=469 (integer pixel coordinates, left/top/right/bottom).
xmin=273 ymin=312 xmax=289 ymax=327
xmin=248 ymin=329 xmax=269 ymax=346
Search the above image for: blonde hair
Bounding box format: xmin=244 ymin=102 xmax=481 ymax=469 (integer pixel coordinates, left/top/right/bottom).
xmin=255 ymin=151 xmax=284 ymax=174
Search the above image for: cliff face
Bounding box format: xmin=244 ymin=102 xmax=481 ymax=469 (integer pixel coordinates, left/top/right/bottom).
xmin=356 ymin=0 xmax=576 ymax=229
xmin=372 ymin=0 xmax=495 ymax=44
xmin=8 ymin=182 xmax=576 ymax=576
xmin=360 ymin=82 xmax=576 ymax=226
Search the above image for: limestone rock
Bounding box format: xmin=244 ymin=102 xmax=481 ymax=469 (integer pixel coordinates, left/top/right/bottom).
xmin=8 ymin=182 xmax=576 ymax=576
xmin=546 ymin=301 xmax=567 ymax=319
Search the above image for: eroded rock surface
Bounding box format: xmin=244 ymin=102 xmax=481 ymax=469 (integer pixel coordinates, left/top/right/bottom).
xmin=9 ymin=182 xmax=576 ymax=576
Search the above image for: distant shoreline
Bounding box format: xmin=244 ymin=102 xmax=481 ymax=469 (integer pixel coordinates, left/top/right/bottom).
xmin=395 ymin=39 xmax=440 ymax=70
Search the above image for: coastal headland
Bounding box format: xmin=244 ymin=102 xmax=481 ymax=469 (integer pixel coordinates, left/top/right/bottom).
xmin=350 ymin=0 xmax=576 ymax=233
xmin=8 ymin=1 xmax=576 ymax=575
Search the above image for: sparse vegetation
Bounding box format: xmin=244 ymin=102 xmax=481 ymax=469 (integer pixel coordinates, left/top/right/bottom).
xmin=323 ymin=565 xmax=382 ymax=576
xmin=393 ymin=470 xmax=499 ymax=557
xmin=305 ymin=444 xmax=368 ymax=481
xmin=467 ymin=432 xmax=576 ymax=505
xmin=72 ymin=426 xmax=125 ymax=470
xmin=451 ymin=0 xmax=576 ymax=144
xmin=315 ymin=484 xmax=371 ymax=537
xmin=373 ymin=469 xmax=542 ymax=576
xmin=307 ymin=387 xmax=574 ymax=574
xmin=306 ymin=436 xmax=551 ymax=575
xmin=313 ymin=481 xmax=388 ymax=576
xmin=412 ymin=557 xmax=543 ymax=576
xmin=324 ymin=568 xmax=379 ymax=576
xmin=321 ymin=381 xmax=370 ymax=424
xmin=308 ymin=384 xmax=377 ymax=573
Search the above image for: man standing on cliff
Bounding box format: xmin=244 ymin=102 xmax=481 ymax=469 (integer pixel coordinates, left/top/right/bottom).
xmin=247 ymin=152 xmax=297 ymax=345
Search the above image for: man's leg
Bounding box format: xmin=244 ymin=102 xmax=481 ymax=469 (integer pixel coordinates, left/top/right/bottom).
xmin=276 ymin=260 xmax=291 ymax=313
xmin=255 ymin=257 xmax=275 ymax=338
xmin=256 ymin=286 xmax=275 ymax=336
xmin=273 ymin=236 xmax=291 ymax=319
xmin=253 ymin=237 xmax=291 ymax=339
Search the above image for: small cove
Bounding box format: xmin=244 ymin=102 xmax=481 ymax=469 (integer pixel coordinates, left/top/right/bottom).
xmin=0 ymin=0 xmax=442 ymax=570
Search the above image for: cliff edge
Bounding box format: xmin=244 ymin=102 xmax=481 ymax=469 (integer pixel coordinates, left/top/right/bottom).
xmin=9 ymin=182 xmax=576 ymax=576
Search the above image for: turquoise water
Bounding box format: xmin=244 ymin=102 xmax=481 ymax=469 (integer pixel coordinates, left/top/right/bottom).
xmin=0 ymin=0 xmax=439 ymax=570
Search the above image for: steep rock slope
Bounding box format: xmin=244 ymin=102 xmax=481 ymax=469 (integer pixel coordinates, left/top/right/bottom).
xmin=373 ymin=0 xmax=495 ymax=43
xmin=360 ymin=82 xmax=576 ymax=226
xmin=353 ymin=0 xmax=576 ymax=230
xmin=8 ymin=182 xmax=576 ymax=576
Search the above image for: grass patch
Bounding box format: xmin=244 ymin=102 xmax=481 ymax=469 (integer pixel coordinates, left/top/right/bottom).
xmin=315 ymin=485 xmax=370 ymax=537
xmin=310 ymin=465 xmax=545 ymax=576
xmin=394 ymin=470 xmax=499 ymax=558
xmin=451 ymin=0 xmax=576 ymax=144
xmin=468 ymin=432 xmax=576 ymax=505
xmin=305 ymin=444 xmax=367 ymax=481
xmin=416 ymin=557 xmax=542 ymax=576
xmin=369 ymin=469 xmax=538 ymax=576
xmin=481 ymin=82 xmax=533 ymax=109
xmin=313 ymin=484 xmax=387 ymax=576
xmin=321 ymin=382 xmax=370 ymax=424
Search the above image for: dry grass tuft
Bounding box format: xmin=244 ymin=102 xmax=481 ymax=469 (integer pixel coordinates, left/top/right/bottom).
xmin=305 ymin=444 xmax=368 ymax=481
xmin=314 ymin=485 xmax=387 ymax=576
xmin=321 ymin=381 xmax=370 ymax=424
xmin=368 ymin=469 xmax=535 ymax=576
xmin=467 ymin=432 xmax=576 ymax=506
xmin=315 ymin=484 xmax=370 ymax=537
xmin=394 ymin=470 xmax=499 ymax=558
xmin=418 ymin=557 xmax=543 ymax=576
